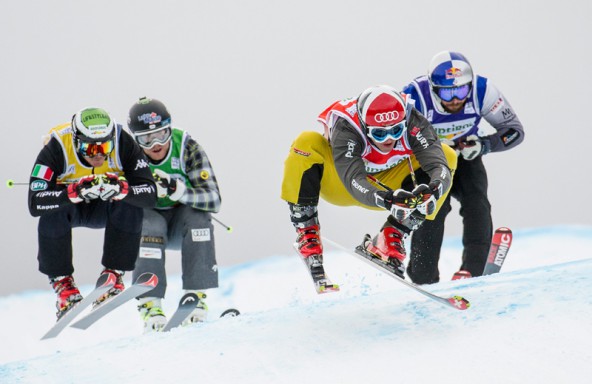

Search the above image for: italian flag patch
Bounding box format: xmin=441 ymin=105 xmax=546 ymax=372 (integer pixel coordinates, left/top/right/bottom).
xmin=31 ymin=164 xmax=54 ymax=181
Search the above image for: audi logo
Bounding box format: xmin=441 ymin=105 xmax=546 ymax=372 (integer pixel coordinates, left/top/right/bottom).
xmin=374 ymin=111 xmax=400 ymax=123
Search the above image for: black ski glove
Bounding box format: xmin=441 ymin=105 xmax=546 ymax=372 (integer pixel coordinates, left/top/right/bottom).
xmin=153 ymin=169 xmax=186 ymax=201
xmin=380 ymin=189 xmax=417 ymax=221
xmin=459 ymin=135 xmax=491 ymax=161
xmin=67 ymin=175 xmax=102 ymax=203
xmin=411 ymin=180 xmax=442 ymax=216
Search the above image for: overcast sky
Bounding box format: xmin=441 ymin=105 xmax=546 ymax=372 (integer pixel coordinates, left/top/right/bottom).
xmin=1 ymin=0 xmax=591 ymax=295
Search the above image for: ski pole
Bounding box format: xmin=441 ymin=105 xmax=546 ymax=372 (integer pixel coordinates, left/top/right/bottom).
xmin=367 ymin=174 xmax=392 ymax=191
xmin=212 ymin=216 xmax=233 ymax=233
xmin=6 ymin=179 xmax=28 ymax=188
xmin=406 ymin=156 xmax=418 ymax=188
xmin=366 ymin=155 xmax=418 ymax=191
xmin=8 ymin=178 xmax=234 ymax=232
xmin=7 ymin=179 xmax=72 ymax=188
xmin=368 ymin=159 xmax=422 ymax=209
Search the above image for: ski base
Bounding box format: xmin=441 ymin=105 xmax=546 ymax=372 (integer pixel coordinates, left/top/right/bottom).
xmin=41 ymin=272 xmax=117 ymax=340
xmin=293 ymin=243 xmax=340 ymax=294
xmin=324 ymin=237 xmax=470 ymax=311
xmin=483 ymin=227 xmax=513 ymax=275
xmin=70 ymin=272 xmax=159 ymax=330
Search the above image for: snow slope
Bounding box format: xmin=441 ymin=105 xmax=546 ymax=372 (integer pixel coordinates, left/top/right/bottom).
xmin=1 ymin=226 xmax=591 ymax=383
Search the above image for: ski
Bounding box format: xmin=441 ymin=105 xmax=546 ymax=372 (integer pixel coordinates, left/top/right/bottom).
xmin=162 ymin=292 xmax=241 ymax=332
xmin=483 ymin=227 xmax=513 ymax=275
xmin=293 ymin=243 xmax=340 ymax=294
xmin=323 ymin=237 xmax=470 ymax=310
xmin=70 ymin=272 xmax=159 ymax=330
xmin=41 ymin=271 xmax=117 ymax=340
xmin=161 ymin=292 xmax=201 ymax=332
xmin=220 ymin=308 xmax=240 ymax=318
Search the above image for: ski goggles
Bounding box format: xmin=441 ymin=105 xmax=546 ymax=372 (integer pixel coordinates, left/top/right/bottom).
xmin=77 ymin=140 xmax=114 ymax=158
xmin=134 ymin=127 xmax=172 ymax=149
xmin=434 ymin=84 xmax=471 ymax=102
xmin=367 ymin=121 xmax=407 ymax=143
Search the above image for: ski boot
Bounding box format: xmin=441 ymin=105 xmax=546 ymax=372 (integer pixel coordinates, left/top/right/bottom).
xmin=138 ymin=297 xmax=167 ymax=333
xmin=50 ymin=275 xmax=83 ymax=320
xmin=296 ymin=224 xmax=333 ymax=283
xmin=452 ymin=270 xmax=472 ymax=280
xmin=290 ymin=204 xmax=323 ymax=267
xmin=296 ymin=224 xmax=324 ymax=269
xmin=182 ymin=291 xmax=208 ymax=325
xmin=363 ymin=226 xmax=407 ymax=278
xmin=93 ymin=269 xmax=125 ymax=308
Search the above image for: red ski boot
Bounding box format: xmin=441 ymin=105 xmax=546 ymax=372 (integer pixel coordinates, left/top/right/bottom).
xmin=50 ymin=275 xmax=83 ymax=319
xmin=93 ymin=269 xmax=125 ymax=308
xmin=295 ymin=224 xmax=323 ymax=268
xmin=365 ymin=226 xmax=407 ymax=278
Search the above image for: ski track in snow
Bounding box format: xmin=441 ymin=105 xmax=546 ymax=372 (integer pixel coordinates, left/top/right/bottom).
xmin=1 ymin=226 xmax=591 ymax=384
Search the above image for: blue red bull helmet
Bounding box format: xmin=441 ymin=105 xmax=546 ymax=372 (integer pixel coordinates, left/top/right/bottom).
xmin=428 ymin=51 xmax=473 ymax=88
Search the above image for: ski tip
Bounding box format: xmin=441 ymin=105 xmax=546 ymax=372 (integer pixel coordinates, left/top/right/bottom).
xmin=317 ymin=283 xmax=340 ymax=294
xmin=447 ymin=295 xmax=470 ymax=310
xmin=220 ymin=308 xmax=240 ymax=318
xmin=180 ymin=292 xmax=200 ymax=305
xmin=136 ymin=272 xmax=159 ymax=288
xmin=97 ymin=271 xmax=117 ymax=288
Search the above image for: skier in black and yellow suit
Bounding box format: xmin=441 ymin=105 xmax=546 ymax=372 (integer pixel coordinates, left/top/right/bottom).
xmin=281 ymin=85 xmax=457 ymax=279
xmin=28 ymin=107 xmax=156 ymax=319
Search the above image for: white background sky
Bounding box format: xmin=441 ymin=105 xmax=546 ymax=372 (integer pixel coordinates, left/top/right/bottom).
xmin=1 ymin=0 xmax=591 ymax=295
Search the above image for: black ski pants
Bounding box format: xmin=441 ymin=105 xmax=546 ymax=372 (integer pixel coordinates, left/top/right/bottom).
xmin=407 ymin=155 xmax=493 ymax=284
xmin=37 ymin=200 xmax=143 ymax=278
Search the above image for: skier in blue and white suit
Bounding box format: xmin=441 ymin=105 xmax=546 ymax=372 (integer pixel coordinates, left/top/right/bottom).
xmin=402 ymin=51 xmax=524 ymax=283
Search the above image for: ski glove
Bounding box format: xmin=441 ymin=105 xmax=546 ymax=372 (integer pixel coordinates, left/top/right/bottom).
xmin=459 ymin=135 xmax=491 ymax=161
xmin=67 ymin=175 xmax=102 ymax=203
xmin=411 ymin=180 xmax=443 ymax=216
xmin=153 ymin=169 xmax=186 ymax=201
xmin=382 ymin=189 xmax=417 ymax=222
xmin=99 ymin=172 xmax=129 ymax=201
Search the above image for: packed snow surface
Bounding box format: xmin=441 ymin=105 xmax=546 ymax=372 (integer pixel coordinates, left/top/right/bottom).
xmin=1 ymin=226 xmax=591 ymax=383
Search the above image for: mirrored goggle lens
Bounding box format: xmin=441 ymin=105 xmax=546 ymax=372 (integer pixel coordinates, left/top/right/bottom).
xmin=368 ymin=121 xmax=406 ymax=143
xmin=135 ymin=127 xmax=172 ymax=148
xmin=436 ymin=84 xmax=470 ymax=102
xmin=78 ymin=140 xmax=114 ymax=158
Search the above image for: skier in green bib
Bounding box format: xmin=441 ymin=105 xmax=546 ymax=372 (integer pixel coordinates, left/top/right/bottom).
xmin=128 ymin=97 xmax=222 ymax=332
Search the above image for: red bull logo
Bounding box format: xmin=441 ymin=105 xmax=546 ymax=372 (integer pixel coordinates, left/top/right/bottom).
xmin=445 ymin=67 xmax=463 ymax=79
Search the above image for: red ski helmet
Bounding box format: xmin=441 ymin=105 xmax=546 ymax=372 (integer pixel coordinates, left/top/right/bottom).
xmin=357 ymin=85 xmax=407 ymax=142
xmin=357 ymin=85 xmax=406 ymax=128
